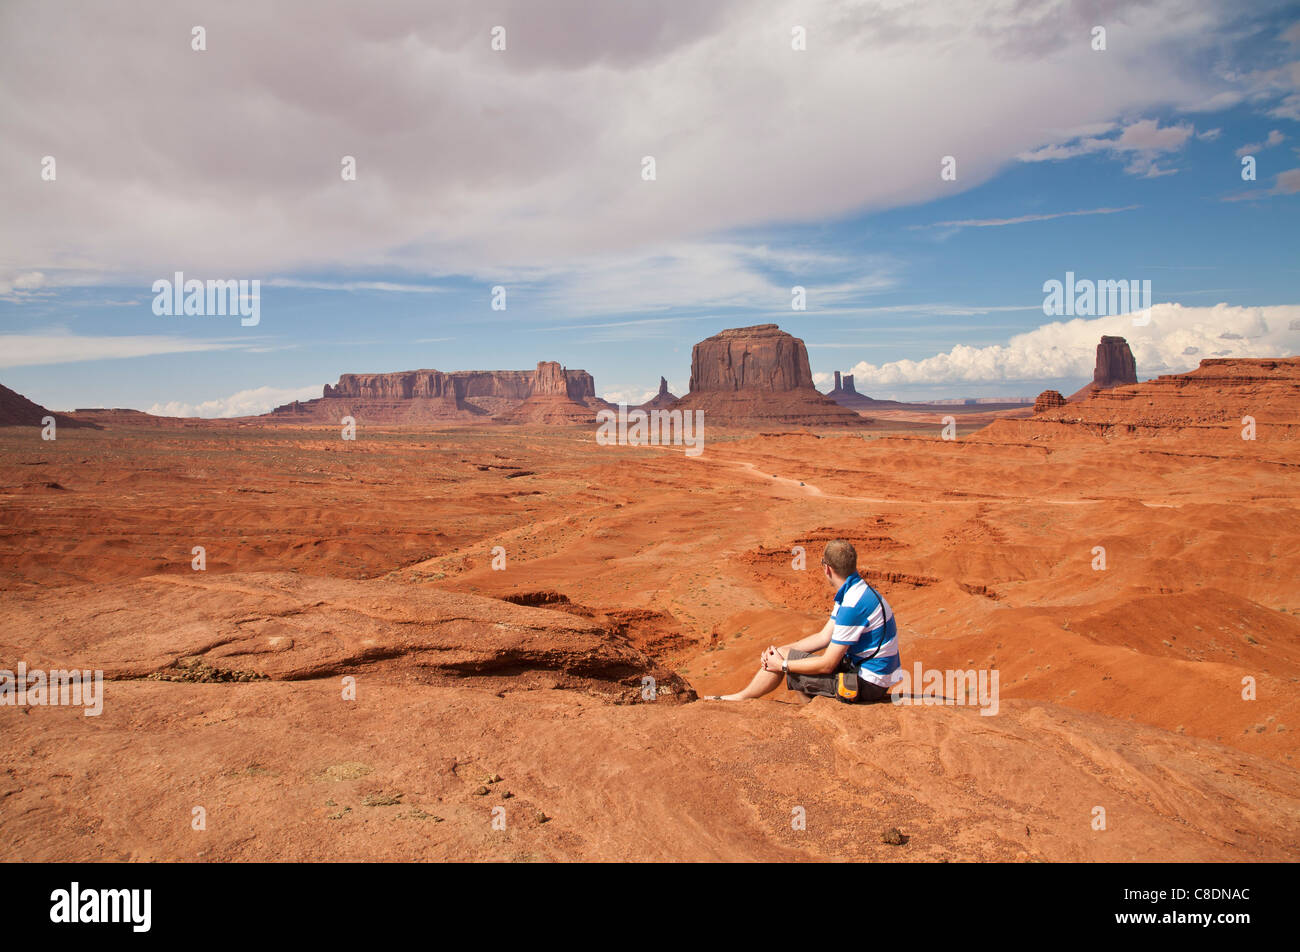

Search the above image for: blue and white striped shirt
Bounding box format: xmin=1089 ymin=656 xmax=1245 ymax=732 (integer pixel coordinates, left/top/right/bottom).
xmin=829 ymin=573 xmax=902 ymax=687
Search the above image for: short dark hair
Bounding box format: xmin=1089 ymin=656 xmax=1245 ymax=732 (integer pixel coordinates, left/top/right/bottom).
xmin=821 ymin=540 xmax=857 ymax=577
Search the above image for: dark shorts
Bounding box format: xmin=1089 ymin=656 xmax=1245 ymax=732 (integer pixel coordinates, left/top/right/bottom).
xmin=785 ymin=649 xmax=891 ymax=703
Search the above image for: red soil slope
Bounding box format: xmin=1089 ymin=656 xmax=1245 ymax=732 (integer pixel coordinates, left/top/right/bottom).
xmin=1 ymin=358 xmax=1297 ymax=860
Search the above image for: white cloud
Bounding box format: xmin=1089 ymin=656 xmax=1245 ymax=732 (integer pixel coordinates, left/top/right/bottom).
xmin=0 ymin=331 xmax=256 ymax=368
xmin=0 ymin=270 xmax=47 ymax=300
xmin=1236 ymin=129 xmax=1286 ymax=156
xmin=147 ymin=384 xmax=321 ymax=419
xmin=921 ymin=205 xmax=1140 ymax=230
xmin=0 ymin=0 xmax=1250 ymax=289
xmin=1274 ymin=167 xmax=1300 ymax=193
xmin=1113 ymin=118 xmax=1196 ymax=151
xmin=845 ymin=303 xmax=1300 ymax=386
xmin=1018 ymin=118 xmax=1196 ymax=176
xmin=532 ymin=242 xmax=897 ymax=318
xmin=1250 ymin=60 xmax=1300 ymax=121
xmin=1129 ymin=161 xmax=1180 ymax=178
xmin=265 ymin=279 xmax=448 ymax=294
xmin=1221 ymin=165 xmax=1300 ymax=201
xmin=600 ymin=389 xmax=660 ymax=406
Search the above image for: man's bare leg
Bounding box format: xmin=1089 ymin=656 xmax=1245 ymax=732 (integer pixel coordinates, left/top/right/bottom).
xmin=717 ymin=665 xmax=784 ymax=700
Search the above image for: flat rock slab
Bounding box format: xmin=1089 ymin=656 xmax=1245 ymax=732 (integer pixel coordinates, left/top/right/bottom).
xmin=0 ymin=572 xmax=692 ymax=700
xmin=2 ymin=682 xmax=1297 ymax=862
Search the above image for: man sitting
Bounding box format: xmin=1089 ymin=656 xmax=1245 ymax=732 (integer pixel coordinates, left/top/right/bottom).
xmin=711 ymin=540 xmax=902 ymax=702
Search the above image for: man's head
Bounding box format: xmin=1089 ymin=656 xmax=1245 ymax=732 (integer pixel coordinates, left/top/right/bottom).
xmin=821 ymin=539 xmax=858 ymax=585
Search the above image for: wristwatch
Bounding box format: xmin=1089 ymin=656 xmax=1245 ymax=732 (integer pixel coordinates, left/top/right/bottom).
xmin=781 ymin=657 xmax=789 ymax=673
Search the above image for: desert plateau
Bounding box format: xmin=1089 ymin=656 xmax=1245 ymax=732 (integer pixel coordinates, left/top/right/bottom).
xmin=2 ymin=337 xmax=1298 ymax=862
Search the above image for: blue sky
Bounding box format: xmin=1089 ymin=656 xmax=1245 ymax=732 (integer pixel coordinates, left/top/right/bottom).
xmin=2 ymin=0 xmax=1297 ymax=414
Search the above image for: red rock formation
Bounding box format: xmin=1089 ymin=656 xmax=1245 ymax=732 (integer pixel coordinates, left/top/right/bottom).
xmin=63 ymin=408 xmax=208 ymax=428
xmin=530 ymin=360 xmax=568 ymax=396
xmin=2 ymin=571 xmax=694 ymax=698
xmin=825 ymin=370 xmax=884 ymax=410
xmin=269 ymin=364 xmax=600 ymax=423
xmin=0 ymin=383 xmax=97 ymax=428
xmin=454 ymin=370 xmax=535 ymax=401
xmin=494 ymin=362 xmax=595 ymax=425
xmin=1095 ymin=336 xmax=1139 ymax=387
xmin=1068 ymin=336 xmax=1139 ymax=401
xmin=638 ymin=377 xmax=679 ymax=410
xmin=687 ymin=324 xmax=815 ymax=392
xmin=982 ymin=357 xmax=1300 ymax=441
xmin=677 ymin=325 xmax=866 ymax=427
xmin=321 ymin=368 xmax=597 ymax=404
xmin=1033 ymin=390 xmax=1067 ymax=413
xmin=326 ymin=371 xmax=455 ymax=400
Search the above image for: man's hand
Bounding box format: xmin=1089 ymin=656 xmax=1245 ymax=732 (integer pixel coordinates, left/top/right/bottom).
xmin=761 ymin=646 xmax=786 ymax=672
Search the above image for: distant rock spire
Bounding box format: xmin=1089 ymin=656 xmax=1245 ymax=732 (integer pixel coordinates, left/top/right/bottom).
xmin=1094 ymin=336 xmax=1138 ymax=388
xmin=638 ymin=375 xmax=679 ymax=410
xmin=1068 ymin=336 xmax=1140 ymax=402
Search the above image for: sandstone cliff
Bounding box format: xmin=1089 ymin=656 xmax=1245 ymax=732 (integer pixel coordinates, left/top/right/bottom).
xmin=688 ymin=324 xmax=815 ymax=392
xmin=1068 ymin=335 xmax=1140 ymax=401
xmin=493 ymin=362 xmax=597 ymax=425
xmin=270 ymin=364 xmax=600 ymax=423
xmin=1033 ymin=390 xmax=1067 ymax=413
xmin=982 ymin=357 xmax=1300 ymax=441
xmin=676 ymin=325 xmax=866 ymax=427
xmin=0 ymin=383 xmax=98 ymax=429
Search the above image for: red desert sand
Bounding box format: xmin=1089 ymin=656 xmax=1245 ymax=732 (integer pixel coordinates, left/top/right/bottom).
xmin=1 ymin=356 xmax=1298 ymax=861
